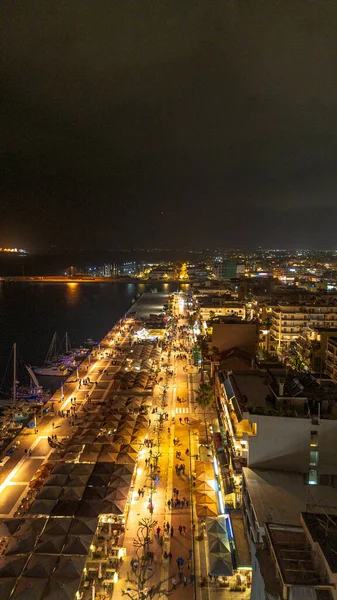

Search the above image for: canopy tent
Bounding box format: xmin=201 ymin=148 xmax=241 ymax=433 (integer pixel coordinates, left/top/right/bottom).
xmin=87 ymin=474 xmax=111 ymax=487
xmin=207 ymin=518 xmax=228 ymax=536
xmin=0 ymin=577 xmax=17 ymax=600
xmin=79 ymin=451 xmax=99 ymax=463
xmin=75 ymin=501 xmax=103 ymax=517
xmin=0 ymin=520 xmax=23 ymax=537
xmin=116 ymin=452 xmax=137 ymax=464
xmin=0 ymin=556 xmax=27 ymax=577
xmin=65 ymin=474 xmax=90 ymax=487
xmin=51 ymin=500 xmax=80 ymax=517
xmin=43 ymin=518 xmax=71 ymax=536
xmin=195 ymin=492 xmax=218 ymax=505
xmin=5 ymin=535 xmax=37 ymax=556
xmin=195 ymin=481 xmax=217 ymax=493
xmin=34 ymin=534 xmax=66 ymax=555
xmin=100 ymin=500 xmax=125 ymax=515
xmin=82 ymin=487 xmax=106 ymax=501
xmin=104 ymin=486 xmax=129 ymax=502
xmin=69 ymin=517 xmax=98 ymax=536
xmin=11 ymin=577 xmax=48 ymax=600
xmin=208 ymin=555 xmax=232 ymax=577
xmin=207 ymin=516 xmax=233 ymax=577
xmin=44 ymin=474 xmax=68 ymax=487
xmin=36 ymin=486 xmax=63 ymax=501
xmin=40 ymin=578 xmax=80 ymax=600
xmin=196 ymin=504 xmax=218 ymax=518
xmin=60 ymin=487 xmax=85 ymax=501
xmin=97 ymin=451 xmax=118 ymax=462
xmin=22 ymin=554 xmax=58 ymax=578
xmin=92 ymin=462 xmax=116 ymax=475
xmin=14 ymin=519 xmax=45 ymax=537
xmin=62 ymin=534 xmax=93 ymax=556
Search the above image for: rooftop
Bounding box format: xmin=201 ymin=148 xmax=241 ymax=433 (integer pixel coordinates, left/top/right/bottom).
xmin=266 ymin=522 xmax=333 ymax=590
xmin=243 ymin=468 xmax=337 ymax=529
xmin=224 ymin=369 xmax=337 ymax=419
xmin=302 ymin=512 xmax=337 ymax=574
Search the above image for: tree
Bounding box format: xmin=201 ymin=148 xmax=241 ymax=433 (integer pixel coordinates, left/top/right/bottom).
xmin=195 ymin=383 xmax=215 ymax=444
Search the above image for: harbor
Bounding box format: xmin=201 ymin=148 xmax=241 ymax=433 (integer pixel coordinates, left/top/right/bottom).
xmin=0 ymin=291 xmax=249 ymax=600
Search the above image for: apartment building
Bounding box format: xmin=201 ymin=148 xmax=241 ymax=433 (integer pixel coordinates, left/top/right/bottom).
xmin=326 ymin=337 xmax=337 ymax=383
xmin=269 ymin=302 xmax=337 ymax=353
xmin=216 ymin=367 xmax=337 ymax=598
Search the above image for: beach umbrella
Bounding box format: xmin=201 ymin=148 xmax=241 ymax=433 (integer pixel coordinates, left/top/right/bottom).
xmin=208 ymin=556 xmax=232 ymax=577
xmin=195 ymin=481 xmax=216 ymax=493
xmin=104 ymin=486 xmax=129 ymax=501
xmin=15 ymin=519 xmax=46 ymax=537
xmin=50 ymin=463 xmax=73 ymax=475
xmin=97 ymin=451 xmax=118 ymax=462
xmin=62 ymin=535 xmax=92 ymax=556
xmin=36 ymin=486 xmax=63 ymax=500
xmin=0 ymin=577 xmax=17 ymax=600
xmin=92 ymin=462 xmax=116 ymax=475
xmin=0 ymin=520 xmax=23 ymax=537
xmin=34 ymin=534 xmax=66 ymax=555
xmin=65 ymin=474 xmax=90 ymax=487
xmin=100 ymin=500 xmax=125 ymax=515
xmin=87 ymin=474 xmax=111 ymax=487
xmin=44 ymin=474 xmax=68 ymax=487
xmin=69 ymin=518 xmax=98 ymax=536
xmin=5 ymin=534 xmax=37 ymax=555
xmin=43 ymin=518 xmax=71 ymax=536
xmin=207 ymin=518 xmax=227 ymax=535
xmin=82 ymin=487 xmax=106 ymax=501
xmin=76 ymin=501 xmax=103 ymax=517
xmin=28 ymin=499 xmax=58 ymax=516
xmin=11 ymin=577 xmax=48 ymax=600
xmin=51 ymin=499 xmax=80 ymax=517
xmin=79 ymin=451 xmax=99 ymax=463
xmin=40 ymin=578 xmax=80 ymax=600
xmin=116 ymin=451 xmax=137 ymax=464
xmin=60 ymin=487 xmax=85 ymax=501
xmin=0 ymin=556 xmax=27 ymax=577
xmin=195 ymin=493 xmax=217 ymax=505
xmin=71 ymin=463 xmax=94 ymax=475
xmin=23 ymin=554 xmax=58 ymax=578
xmin=196 ymin=504 xmax=218 ymax=518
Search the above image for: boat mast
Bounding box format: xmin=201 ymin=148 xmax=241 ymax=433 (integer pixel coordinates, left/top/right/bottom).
xmin=13 ymin=343 xmax=17 ymax=403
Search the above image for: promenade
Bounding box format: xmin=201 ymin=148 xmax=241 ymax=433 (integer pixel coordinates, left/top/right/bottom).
xmin=0 ymin=292 xmax=250 ymax=599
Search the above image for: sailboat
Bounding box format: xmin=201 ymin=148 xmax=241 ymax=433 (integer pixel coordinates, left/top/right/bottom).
xmin=32 ymin=332 xmax=73 ymax=377
xmin=0 ymin=343 xmax=49 ymax=405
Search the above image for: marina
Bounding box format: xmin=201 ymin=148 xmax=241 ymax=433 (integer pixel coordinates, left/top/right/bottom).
xmin=0 ymin=290 xmax=247 ymax=599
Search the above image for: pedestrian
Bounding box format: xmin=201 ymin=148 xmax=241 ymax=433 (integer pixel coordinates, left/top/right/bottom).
xmin=178 ymin=525 xmax=183 ymax=535
xmin=168 ymin=552 xmax=172 ymax=561
xmin=183 ymin=576 xmax=187 ymax=586
xmin=182 ymin=526 xmax=186 ymax=534
xmin=156 ymin=526 xmax=161 ymax=537
xmin=171 ymin=526 xmax=174 ymax=537
xmin=52 ymin=422 xmax=55 ymax=429
xmin=166 ymin=521 xmax=170 ymax=532
xmin=172 ymin=577 xmax=177 ymax=590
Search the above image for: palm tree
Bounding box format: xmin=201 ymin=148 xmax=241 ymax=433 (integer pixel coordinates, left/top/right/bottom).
xmin=195 ymin=383 xmax=215 ymax=444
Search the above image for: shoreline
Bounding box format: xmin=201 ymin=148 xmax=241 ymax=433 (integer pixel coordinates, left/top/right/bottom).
xmin=0 ymin=275 xmax=190 ymax=284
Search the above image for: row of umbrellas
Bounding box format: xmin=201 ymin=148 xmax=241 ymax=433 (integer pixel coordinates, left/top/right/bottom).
xmin=195 ymin=461 xmax=219 ymax=518
xmin=206 ymin=517 xmax=233 ymax=577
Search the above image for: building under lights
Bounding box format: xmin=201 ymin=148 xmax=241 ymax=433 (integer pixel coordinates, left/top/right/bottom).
xmin=216 ymin=367 xmax=337 ymax=599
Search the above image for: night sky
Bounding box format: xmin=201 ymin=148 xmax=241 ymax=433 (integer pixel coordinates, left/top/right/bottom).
xmin=1 ymin=1 xmax=337 ymax=250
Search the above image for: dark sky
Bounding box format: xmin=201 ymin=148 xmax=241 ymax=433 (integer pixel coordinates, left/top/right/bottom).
xmin=1 ymin=1 xmax=337 ymax=250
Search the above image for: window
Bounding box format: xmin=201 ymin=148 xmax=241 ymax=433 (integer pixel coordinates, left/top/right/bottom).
xmin=308 ymin=469 xmax=318 ymax=485
xmin=310 ymin=431 xmax=318 ymax=447
xmin=310 ymin=450 xmax=319 ymax=467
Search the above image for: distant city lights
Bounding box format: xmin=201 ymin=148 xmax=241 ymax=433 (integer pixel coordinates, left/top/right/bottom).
xmin=0 ymin=247 xmax=27 ymax=254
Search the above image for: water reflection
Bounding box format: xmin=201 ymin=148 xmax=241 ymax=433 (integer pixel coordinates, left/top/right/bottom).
xmin=65 ymin=282 xmax=80 ymax=305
